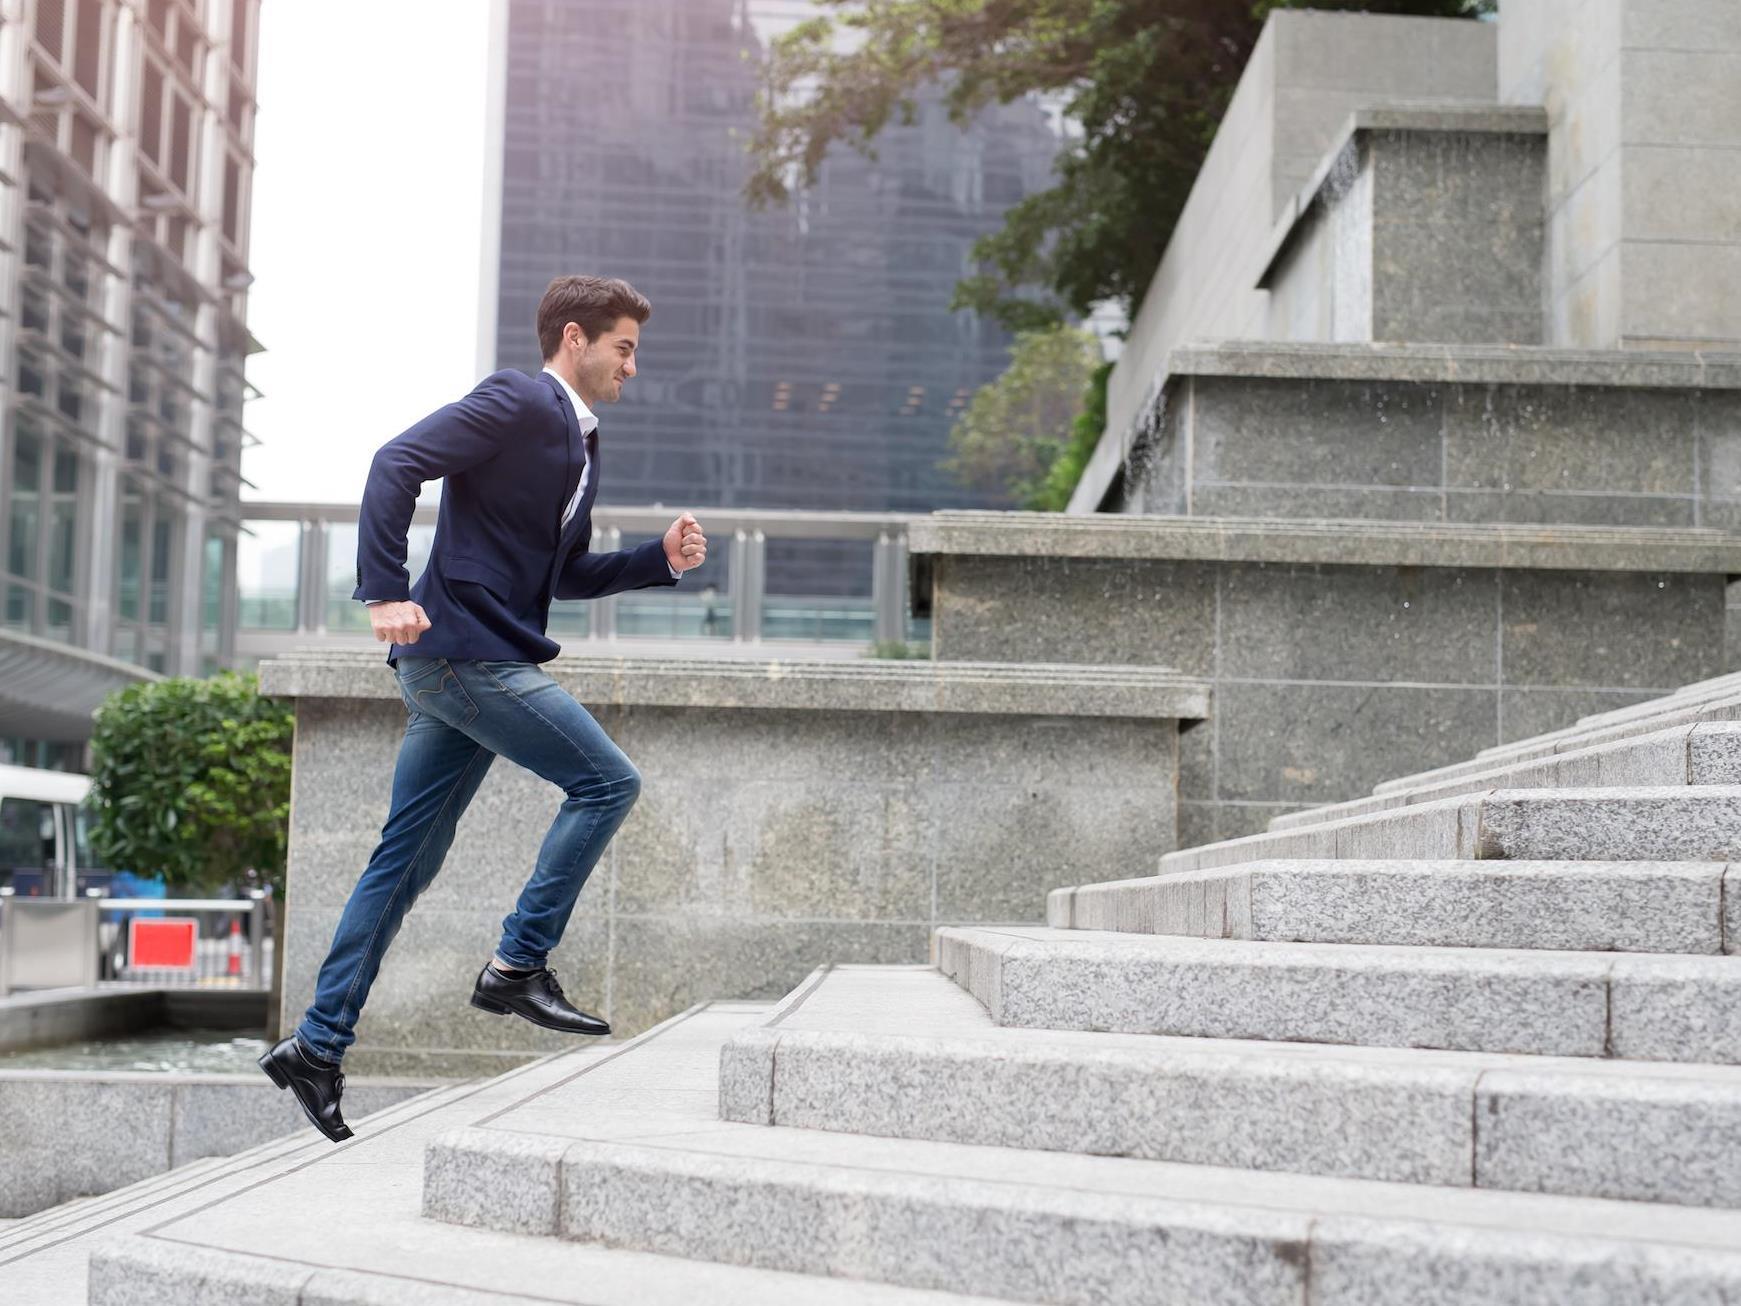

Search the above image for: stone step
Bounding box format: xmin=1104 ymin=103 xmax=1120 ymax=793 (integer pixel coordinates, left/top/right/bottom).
xmin=52 ymin=1008 xmax=1014 ymax=1306
xmin=1371 ymin=689 xmax=1741 ymax=797
xmin=1268 ymin=721 xmax=1741 ymax=833
xmin=934 ymin=926 xmax=1741 ymax=1064
xmin=1047 ymin=859 xmax=1733 ymax=954
xmin=1160 ymin=785 xmax=1741 ymax=874
xmin=426 ymin=1110 xmax=1741 ymax=1305
xmin=717 ymin=966 xmax=1741 ymax=1208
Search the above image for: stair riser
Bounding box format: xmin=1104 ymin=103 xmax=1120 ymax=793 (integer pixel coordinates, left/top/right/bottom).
xmin=1163 ymin=790 xmax=1741 ymax=874
xmin=726 ymin=1033 xmax=1741 ymax=1208
xmin=1057 ymin=865 xmax=1731 ymax=953
xmin=426 ymin=1133 xmax=1741 ymax=1306
xmin=559 ymin=1148 xmax=1307 ymax=1306
xmin=937 ymin=933 xmax=1741 ymax=1065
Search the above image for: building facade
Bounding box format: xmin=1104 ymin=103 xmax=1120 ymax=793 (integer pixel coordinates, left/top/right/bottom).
xmin=0 ymin=0 xmax=259 ymax=768
xmin=482 ymin=0 xmax=1061 ymax=593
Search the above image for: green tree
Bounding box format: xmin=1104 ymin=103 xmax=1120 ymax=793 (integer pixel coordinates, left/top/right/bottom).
xmin=88 ymin=670 xmax=293 ymax=895
xmin=747 ymin=0 xmax=1490 ymax=329
xmin=943 ymin=322 xmax=1101 ymax=506
xmin=1030 ymin=357 xmax=1113 ymax=511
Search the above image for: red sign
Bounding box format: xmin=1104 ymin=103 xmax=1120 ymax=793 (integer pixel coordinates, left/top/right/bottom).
xmin=129 ymin=917 xmax=199 ymax=970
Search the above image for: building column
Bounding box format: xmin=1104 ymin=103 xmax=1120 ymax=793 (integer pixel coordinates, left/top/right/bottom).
xmin=872 ymin=529 xmax=908 ymax=645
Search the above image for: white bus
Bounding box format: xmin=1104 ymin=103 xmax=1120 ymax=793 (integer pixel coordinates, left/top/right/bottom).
xmin=0 ymin=762 xmax=109 ymax=898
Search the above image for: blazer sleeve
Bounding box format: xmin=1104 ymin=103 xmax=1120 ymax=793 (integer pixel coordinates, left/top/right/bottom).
xmin=554 ymin=537 xmax=682 ymax=602
xmin=352 ymin=371 xmax=524 ymax=602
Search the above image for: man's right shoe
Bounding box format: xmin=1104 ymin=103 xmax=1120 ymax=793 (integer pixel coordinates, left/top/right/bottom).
xmin=258 ymin=1035 xmax=353 ymax=1143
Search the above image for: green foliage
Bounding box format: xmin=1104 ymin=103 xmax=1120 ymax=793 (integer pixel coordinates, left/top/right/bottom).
xmin=87 ymin=671 xmax=293 ymax=895
xmin=1028 ymin=359 xmax=1114 ymax=512
xmin=943 ymin=322 xmax=1101 ymax=504
xmin=747 ymin=0 xmax=1488 ymax=328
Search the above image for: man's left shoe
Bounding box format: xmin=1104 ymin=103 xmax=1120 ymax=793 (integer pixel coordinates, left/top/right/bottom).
xmin=470 ymin=963 xmax=610 ymax=1036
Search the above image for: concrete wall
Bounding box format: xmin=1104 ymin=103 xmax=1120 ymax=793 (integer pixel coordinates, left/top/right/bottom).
xmin=912 ymin=514 xmax=1741 ymax=846
xmin=0 ymin=1071 xmax=438 ymax=1217
xmin=1116 ymin=343 xmax=1741 ymax=527
xmin=1079 ymin=10 xmax=1498 ymax=512
xmin=1499 ymin=0 xmax=1741 ymax=350
xmin=262 ymin=656 xmax=1205 ymax=1074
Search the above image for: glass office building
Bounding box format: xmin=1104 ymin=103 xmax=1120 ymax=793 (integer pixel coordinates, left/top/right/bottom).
xmin=0 ymin=0 xmax=261 ymax=767
xmin=485 ymin=0 xmax=1062 ymax=593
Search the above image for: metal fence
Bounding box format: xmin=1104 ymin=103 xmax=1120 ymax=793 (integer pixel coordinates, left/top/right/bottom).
xmin=0 ymin=889 xmax=273 ymax=996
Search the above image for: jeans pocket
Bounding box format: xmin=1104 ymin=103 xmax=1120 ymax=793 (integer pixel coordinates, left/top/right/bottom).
xmin=398 ymin=661 xmax=481 ymax=726
xmin=396 ymin=655 xmax=448 ymax=685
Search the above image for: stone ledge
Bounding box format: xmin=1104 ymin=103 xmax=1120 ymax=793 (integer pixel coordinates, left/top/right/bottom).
xmin=257 ymin=651 xmax=1211 ymax=721
xmin=1257 ymin=101 xmax=1550 ymax=289
xmin=1167 ymin=339 xmax=1741 ymax=390
xmin=908 ymin=511 xmax=1741 ymax=573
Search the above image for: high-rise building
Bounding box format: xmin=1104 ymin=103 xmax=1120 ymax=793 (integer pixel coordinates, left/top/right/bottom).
xmin=0 ymin=0 xmax=260 ymax=768
xmin=481 ymin=0 xmax=1061 ymax=591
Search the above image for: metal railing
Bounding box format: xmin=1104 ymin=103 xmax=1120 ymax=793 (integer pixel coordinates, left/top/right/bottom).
xmin=0 ymin=889 xmax=273 ymax=996
xmin=233 ymin=503 xmax=928 ymax=663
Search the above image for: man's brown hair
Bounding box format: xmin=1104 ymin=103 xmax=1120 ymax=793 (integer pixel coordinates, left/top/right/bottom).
xmin=536 ymin=275 xmax=651 ymax=360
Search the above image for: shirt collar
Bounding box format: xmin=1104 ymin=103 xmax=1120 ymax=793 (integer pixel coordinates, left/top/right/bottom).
xmin=540 ymin=366 xmax=598 ymax=436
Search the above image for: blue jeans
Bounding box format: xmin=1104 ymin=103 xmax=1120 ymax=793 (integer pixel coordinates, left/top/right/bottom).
xmin=293 ymin=656 xmax=641 ymax=1065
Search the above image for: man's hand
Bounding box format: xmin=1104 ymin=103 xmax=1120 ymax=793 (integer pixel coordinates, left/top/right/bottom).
xmin=369 ymin=600 xmax=432 ymax=644
xmin=664 ymin=512 xmax=707 ymax=573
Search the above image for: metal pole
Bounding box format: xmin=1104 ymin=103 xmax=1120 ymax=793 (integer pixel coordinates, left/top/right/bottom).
xmin=248 ymin=889 xmax=265 ymax=987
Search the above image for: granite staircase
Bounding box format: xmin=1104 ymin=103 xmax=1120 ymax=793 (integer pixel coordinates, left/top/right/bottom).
xmin=44 ymin=670 xmax=1741 ymax=1304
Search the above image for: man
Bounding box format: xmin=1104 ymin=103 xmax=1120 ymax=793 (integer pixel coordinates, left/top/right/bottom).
xmin=257 ymin=275 xmax=706 ymax=1143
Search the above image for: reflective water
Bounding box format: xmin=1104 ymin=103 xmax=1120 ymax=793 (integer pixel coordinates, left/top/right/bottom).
xmin=0 ymin=1027 xmax=269 ymax=1073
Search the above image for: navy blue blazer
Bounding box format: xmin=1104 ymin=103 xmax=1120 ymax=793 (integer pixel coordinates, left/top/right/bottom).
xmin=353 ymin=367 xmax=680 ymax=667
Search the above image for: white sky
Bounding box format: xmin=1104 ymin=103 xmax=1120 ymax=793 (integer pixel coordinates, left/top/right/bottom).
xmin=239 ymin=1 xmax=493 ymax=505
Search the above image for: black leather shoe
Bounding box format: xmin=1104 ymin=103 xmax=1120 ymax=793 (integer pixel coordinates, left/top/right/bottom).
xmin=258 ymin=1035 xmax=353 ymax=1142
xmin=470 ymin=963 xmax=610 ymax=1036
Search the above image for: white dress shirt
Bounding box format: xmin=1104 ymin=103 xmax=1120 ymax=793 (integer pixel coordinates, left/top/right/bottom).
xmin=364 ymin=368 xmax=680 ymax=604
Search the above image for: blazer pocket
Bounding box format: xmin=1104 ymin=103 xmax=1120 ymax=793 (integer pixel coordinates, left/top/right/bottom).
xmin=445 ymin=555 xmax=516 ymax=602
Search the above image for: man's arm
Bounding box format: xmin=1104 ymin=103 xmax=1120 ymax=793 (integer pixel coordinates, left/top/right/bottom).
xmin=555 ymin=538 xmax=681 ymax=602
xmin=353 ymin=371 xmax=524 ymax=602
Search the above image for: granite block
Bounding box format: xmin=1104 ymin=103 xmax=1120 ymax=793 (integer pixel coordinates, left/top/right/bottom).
xmin=1473 ymin=786 xmax=1741 ymax=861
xmin=958 ymin=931 xmax=1612 ymax=1057
xmin=1442 ymin=386 xmax=1700 ymax=497
xmin=615 ymin=779 xmax=931 ymax=922
xmin=1442 ymin=489 xmax=1696 ymax=528
xmin=1309 ymin=1215 xmax=1741 ymax=1305
xmin=556 ymin=1137 xmax=1313 ymax=1305
xmin=1238 ymin=860 xmax=1723 ymax=953
xmin=1216 ymin=564 xmax=1497 ymax=683
xmin=929 ymin=780 xmax=1175 ymax=922
xmin=1610 ymin=954 xmax=1741 ymax=1065
xmin=766 ymin=1029 xmax=1476 ymax=1187
xmin=1210 ymin=680 xmax=1497 ymax=805
xmin=0 ymin=1077 xmax=173 ymax=1216
xmin=1187 ymin=483 xmax=1446 ymax=522
xmin=1500 ymin=570 xmax=1724 ymax=690
xmin=931 ymin=555 xmax=1218 ymax=670
xmin=422 ymin=1125 xmax=567 ymax=1234
xmin=87 ymin=1237 xmax=311 ymax=1305
xmin=1476 ymin=1069 xmax=1741 ymax=1207
xmin=1187 ymin=375 xmax=1444 ymax=488
xmin=716 ymin=1028 xmax=780 ymax=1125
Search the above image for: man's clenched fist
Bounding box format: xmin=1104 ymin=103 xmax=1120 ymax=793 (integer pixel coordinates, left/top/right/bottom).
xmin=664 ymin=512 xmax=707 ymax=573
xmin=370 ymin=600 xmax=432 ymax=644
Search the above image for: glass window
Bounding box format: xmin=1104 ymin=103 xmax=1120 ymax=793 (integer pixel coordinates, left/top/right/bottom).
xmin=0 ymin=797 xmax=57 ymax=892
xmin=148 ymin=507 xmax=174 ymax=625
xmin=8 ymin=426 xmax=42 ymax=580
xmin=47 ymin=447 xmax=78 ymax=594
xmin=237 ymin=518 xmax=299 ymax=629
xmin=117 ymin=481 xmax=143 ymax=620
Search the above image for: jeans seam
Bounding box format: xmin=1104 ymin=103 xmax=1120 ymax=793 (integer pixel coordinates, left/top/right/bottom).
xmin=319 ymin=739 xmax=491 ymax=1062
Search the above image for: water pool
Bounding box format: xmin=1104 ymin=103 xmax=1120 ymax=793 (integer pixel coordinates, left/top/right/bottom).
xmin=0 ymin=1027 xmax=270 ymax=1073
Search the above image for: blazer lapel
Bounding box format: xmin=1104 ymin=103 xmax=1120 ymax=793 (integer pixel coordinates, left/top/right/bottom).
xmin=540 ymin=372 xmax=583 ymax=540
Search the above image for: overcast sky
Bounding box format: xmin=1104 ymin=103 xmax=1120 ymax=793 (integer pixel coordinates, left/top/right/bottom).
xmin=240 ymin=1 xmax=493 ymax=505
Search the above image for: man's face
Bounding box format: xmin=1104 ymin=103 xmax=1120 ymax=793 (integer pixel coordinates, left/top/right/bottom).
xmin=572 ymin=316 xmax=639 ymax=404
